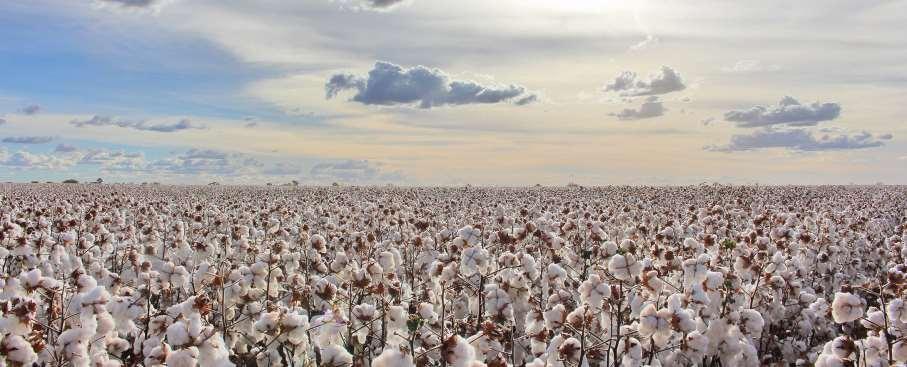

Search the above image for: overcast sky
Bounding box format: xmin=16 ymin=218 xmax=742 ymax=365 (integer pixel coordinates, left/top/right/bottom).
xmin=1 ymin=0 xmax=905 ymax=185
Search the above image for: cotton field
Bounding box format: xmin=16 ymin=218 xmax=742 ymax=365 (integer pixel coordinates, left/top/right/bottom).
xmin=0 ymin=184 xmax=906 ymax=367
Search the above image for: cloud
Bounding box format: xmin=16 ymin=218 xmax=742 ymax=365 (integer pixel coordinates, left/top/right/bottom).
xmin=721 ymin=60 xmax=781 ymax=73
xmin=93 ymin=0 xmax=171 ymax=10
xmin=144 ymin=149 xmax=262 ymax=175
xmin=326 ymin=61 xmax=537 ymax=108
xmin=360 ymin=0 xmax=408 ymax=10
xmin=0 ymin=118 xmax=6 ymax=126
xmin=310 ymin=159 xmax=403 ymax=183
xmin=19 ymin=105 xmax=41 ymax=115
xmin=54 ymin=144 xmax=79 ymax=153
xmin=263 ymin=162 xmax=304 ymax=175
xmin=0 ymin=149 xmax=75 ymax=170
xmin=2 ymin=136 xmax=54 ymax=144
xmin=334 ymin=0 xmax=411 ymax=12
xmin=70 ymin=115 xmax=207 ymax=132
xmin=706 ymin=128 xmax=890 ymax=152
xmin=629 ymin=35 xmax=659 ymax=52
xmin=723 ymin=96 xmax=841 ymax=128
xmin=604 ymin=66 xmax=686 ymax=96
xmin=610 ymin=96 xmax=665 ymax=120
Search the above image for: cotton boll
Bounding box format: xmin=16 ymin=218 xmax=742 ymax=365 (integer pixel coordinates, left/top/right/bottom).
xmin=320 ymin=344 xmax=353 ymax=366
xmin=442 ymin=335 xmax=476 ymax=367
xmin=740 ymin=309 xmax=764 ymax=339
xmin=888 ymin=298 xmax=907 ymax=323
xmin=831 ymin=292 xmax=864 ymax=324
xmin=0 ymin=334 xmax=38 ymax=366
xmin=377 ymin=251 xmax=396 ymax=272
xmin=165 ymin=346 xmax=199 ymax=367
xmin=579 ymin=274 xmax=611 ymax=309
xmin=167 ymin=320 xmax=191 ymax=347
xmin=374 ymin=346 xmax=415 ymax=367
xmin=609 ymin=253 xmax=641 ymax=281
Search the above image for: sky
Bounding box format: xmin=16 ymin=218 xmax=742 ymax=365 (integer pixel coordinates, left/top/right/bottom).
xmin=1 ymin=0 xmax=905 ymax=185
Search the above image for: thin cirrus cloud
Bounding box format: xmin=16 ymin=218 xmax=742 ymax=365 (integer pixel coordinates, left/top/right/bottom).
xmin=604 ymin=66 xmax=686 ymax=96
xmin=326 ymin=61 xmax=538 ymax=109
xmin=2 ymin=136 xmax=54 ymax=144
xmin=706 ymin=128 xmax=891 ymax=152
xmin=723 ymin=96 xmax=841 ymax=128
xmin=610 ymin=96 xmax=665 ymax=121
xmin=70 ymin=115 xmax=206 ymax=133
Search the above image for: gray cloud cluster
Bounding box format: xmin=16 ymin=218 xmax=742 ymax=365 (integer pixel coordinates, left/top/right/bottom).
xmin=723 ymin=96 xmax=841 ymax=128
xmin=604 ymin=66 xmax=686 ymax=96
xmin=0 ymin=149 xmax=74 ymax=170
xmin=326 ymin=61 xmax=537 ymax=108
xmin=19 ymin=105 xmax=41 ymax=115
xmin=2 ymin=136 xmax=54 ymax=144
xmin=0 ymin=118 xmax=6 ymax=126
xmin=95 ymin=0 xmax=164 ymax=8
xmin=146 ymin=149 xmax=262 ymax=175
xmin=707 ymin=128 xmax=891 ymax=152
xmin=611 ymin=96 xmax=665 ymax=121
xmin=310 ymin=159 xmax=403 ymax=183
xmin=70 ymin=115 xmax=206 ymax=133
xmin=0 ymin=144 xmax=306 ymax=177
xmin=361 ymin=0 xmax=407 ymax=10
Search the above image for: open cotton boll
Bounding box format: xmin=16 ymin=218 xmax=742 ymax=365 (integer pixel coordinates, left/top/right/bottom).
xmin=165 ymin=346 xmax=199 ymax=367
xmin=888 ymin=298 xmax=907 ymax=323
xmin=167 ymin=320 xmax=191 ymax=347
xmin=377 ymin=251 xmax=396 ymax=272
xmin=0 ymin=334 xmax=38 ymax=366
xmin=740 ymin=309 xmax=764 ymax=339
xmin=460 ymin=246 xmax=490 ymax=276
xmin=579 ymin=274 xmax=611 ymax=309
xmin=320 ymin=344 xmax=353 ymax=367
xmin=442 ymin=335 xmax=476 ymax=367
xmin=374 ymin=346 xmax=415 ymax=367
xmin=609 ymin=253 xmax=641 ymax=281
xmin=831 ymin=292 xmax=864 ymax=323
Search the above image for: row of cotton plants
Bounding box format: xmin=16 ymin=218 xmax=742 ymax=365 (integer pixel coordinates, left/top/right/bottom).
xmin=0 ymin=184 xmax=906 ymax=367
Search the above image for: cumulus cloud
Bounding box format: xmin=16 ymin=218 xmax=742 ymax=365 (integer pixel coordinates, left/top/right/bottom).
xmin=0 ymin=149 xmax=75 ymax=170
xmin=326 ymin=61 xmax=537 ymax=108
xmin=604 ymin=66 xmax=686 ymax=96
xmin=18 ymin=105 xmax=41 ymax=115
xmin=310 ymin=159 xmax=403 ymax=183
xmin=70 ymin=115 xmax=206 ymax=132
xmin=2 ymin=136 xmax=54 ymax=144
xmin=706 ymin=128 xmax=890 ymax=152
xmin=610 ymin=96 xmax=665 ymax=121
xmin=723 ymin=96 xmax=841 ymax=128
